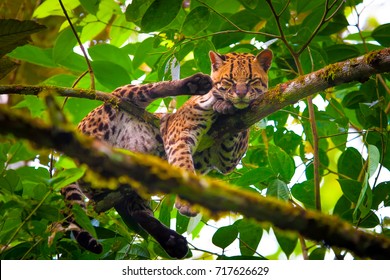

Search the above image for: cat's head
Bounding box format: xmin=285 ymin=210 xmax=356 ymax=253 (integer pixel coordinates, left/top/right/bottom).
xmin=209 ymin=50 xmax=273 ymax=110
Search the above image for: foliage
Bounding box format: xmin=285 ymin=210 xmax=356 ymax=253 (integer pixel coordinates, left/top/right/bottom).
xmin=0 ymin=0 xmax=390 ymax=260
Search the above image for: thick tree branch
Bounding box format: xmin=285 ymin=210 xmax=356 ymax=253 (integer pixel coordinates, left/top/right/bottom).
xmin=1 ymin=107 xmax=390 ymax=259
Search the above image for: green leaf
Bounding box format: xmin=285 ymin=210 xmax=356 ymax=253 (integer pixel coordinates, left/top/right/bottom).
xmin=354 ymin=174 xmax=372 ymax=221
xmin=125 ymin=0 xmax=154 ymax=24
xmin=291 ymin=180 xmax=316 ymax=209
xmin=333 ymin=195 xmax=352 ymax=216
xmin=0 ymin=19 xmax=46 ymax=57
xmin=238 ymin=0 xmax=259 ymax=10
xmin=274 ymin=128 xmax=302 ymax=156
xmin=71 ymin=204 xmax=98 ymax=239
xmin=181 ymin=6 xmax=211 ymax=36
xmin=212 ymin=225 xmax=238 ymax=249
xmin=236 ymin=219 xmax=262 ymax=256
xmin=0 ymin=170 xmax=22 ymax=193
xmin=341 ymin=209 xmax=379 ymax=228
xmin=268 ymin=145 xmax=295 ymax=182
xmin=53 ymin=28 xmax=78 ymax=64
xmin=80 ymin=0 xmax=100 ymax=15
xmin=9 ymin=45 xmax=56 ymax=68
xmin=357 ymin=103 xmax=386 ymax=129
xmin=338 ymin=179 xmax=362 ymax=204
xmin=158 ymin=195 xmax=174 ymax=227
xmin=372 ymin=181 xmax=390 ymax=209
xmin=13 ymin=95 xmax=46 ymax=118
xmin=338 ymin=147 xmax=364 ymax=180
xmin=50 ymin=168 xmax=85 ymax=190
xmin=33 ymin=0 xmax=80 ymax=18
xmin=0 ymin=57 xmax=17 ymax=79
xmin=141 ymin=0 xmax=182 ymax=32
xmin=325 ymin=44 xmax=360 ymax=64
xmin=266 ymin=179 xmax=290 ymax=201
xmin=91 ymin=60 xmax=131 ymax=90
xmin=192 ymin=39 xmax=213 ymax=73
xmin=55 ymin=155 xmax=77 ymax=169
xmin=6 ymin=142 xmax=36 ymax=164
xmin=274 ymin=228 xmax=297 ymax=259
xmin=64 ymin=98 xmax=102 ymax=125
xmin=89 ymin=44 xmax=133 ymax=74
xmin=372 ymin=23 xmax=390 ymax=47
xmin=309 ymin=247 xmax=326 ymax=260
xmin=176 ymin=211 xmax=190 ymax=234
xmin=234 ymin=167 xmax=275 ymax=187
xmin=368 ymin=144 xmax=380 ymax=177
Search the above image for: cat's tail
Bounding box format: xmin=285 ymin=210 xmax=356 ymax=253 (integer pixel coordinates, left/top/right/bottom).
xmin=61 ymin=184 xmax=103 ymax=254
xmin=114 ymin=197 xmax=189 ymax=259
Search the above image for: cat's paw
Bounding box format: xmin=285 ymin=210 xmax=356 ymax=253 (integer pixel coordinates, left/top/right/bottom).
xmin=182 ymin=73 xmax=213 ymax=95
xmin=175 ymin=198 xmax=198 ymax=217
xmin=213 ymin=99 xmax=237 ymax=114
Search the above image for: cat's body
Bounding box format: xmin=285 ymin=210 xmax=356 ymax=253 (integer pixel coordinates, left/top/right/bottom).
xmin=62 ymin=50 xmax=272 ymax=258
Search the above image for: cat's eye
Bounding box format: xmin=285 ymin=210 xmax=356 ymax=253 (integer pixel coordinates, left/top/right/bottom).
xmin=248 ymin=78 xmax=261 ymax=86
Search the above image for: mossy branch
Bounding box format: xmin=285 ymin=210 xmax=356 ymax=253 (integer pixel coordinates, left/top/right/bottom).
xmin=0 ymin=106 xmax=390 ymax=259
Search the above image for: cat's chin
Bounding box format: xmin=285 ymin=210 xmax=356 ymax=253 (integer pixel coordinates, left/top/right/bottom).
xmin=232 ymin=101 xmax=250 ymax=109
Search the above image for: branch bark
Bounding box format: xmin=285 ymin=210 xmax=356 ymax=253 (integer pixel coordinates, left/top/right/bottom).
xmin=0 ymin=106 xmax=390 ymax=259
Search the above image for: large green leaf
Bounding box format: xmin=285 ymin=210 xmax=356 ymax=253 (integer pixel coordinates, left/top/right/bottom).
xmin=291 ymin=180 xmax=316 ymax=209
xmin=337 ymin=147 xmax=364 ymax=180
xmin=212 ymin=225 xmax=238 ymax=250
xmin=274 ymin=228 xmax=297 ymax=259
xmin=158 ymin=195 xmax=174 ymax=227
xmin=372 ymin=23 xmax=390 ymax=47
xmin=372 ymin=181 xmax=390 ymax=209
xmin=338 ymin=179 xmax=362 ymax=204
xmin=80 ymin=0 xmax=100 ymax=15
xmin=33 ymin=0 xmax=80 ymax=18
xmin=9 ymin=45 xmax=56 ymax=68
xmin=266 ymin=179 xmax=290 ymax=201
xmin=234 ymin=167 xmax=275 ymax=187
xmin=181 ymin=6 xmax=211 ymax=36
xmin=141 ymin=0 xmax=182 ymax=32
xmin=325 ymin=44 xmax=360 ymax=64
xmin=236 ymin=218 xmax=263 ymax=256
xmin=53 ymin=28 xmax=78 ymax=64
xmin=91 ymin=60 xmax=131 ymax=90
xmin=0 ymin=19 xmax=46 ymax=57
xmin=125 ymin=0 xmax=154 ymax=24
xmin=89 ymin=44 xmax=133 ymax=74
xmin=268 ymin=145 xmax=295 ymax=182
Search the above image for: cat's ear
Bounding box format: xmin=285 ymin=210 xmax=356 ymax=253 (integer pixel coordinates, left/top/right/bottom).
xmin=255 ymin=49 xmax=273 ymax=72
xmin=209 ymin=51 xmax=226 ymax=71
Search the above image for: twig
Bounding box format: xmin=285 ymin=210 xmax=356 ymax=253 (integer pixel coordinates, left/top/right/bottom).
xmin=59 ymin=0 xmax=95 ymax=90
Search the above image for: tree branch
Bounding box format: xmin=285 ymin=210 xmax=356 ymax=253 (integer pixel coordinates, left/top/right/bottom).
xmin=0 ymin=106 xmax=390 ymax=259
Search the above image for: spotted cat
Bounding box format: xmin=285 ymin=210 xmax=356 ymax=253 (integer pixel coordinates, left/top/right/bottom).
xmin=63 ymin=49 xmax=272 ymax=258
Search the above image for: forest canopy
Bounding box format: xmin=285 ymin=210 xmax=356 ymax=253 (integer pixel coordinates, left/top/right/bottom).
xmin=0 ymin=0 xmax=390 ymax=260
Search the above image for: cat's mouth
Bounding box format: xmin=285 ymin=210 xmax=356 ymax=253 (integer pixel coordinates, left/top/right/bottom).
xmin=232 ymin=100 xmax=250 ymax=109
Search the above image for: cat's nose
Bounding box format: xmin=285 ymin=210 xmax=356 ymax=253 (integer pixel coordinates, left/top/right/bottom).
xmin=235 ymin=83 xmax=248 ymax=98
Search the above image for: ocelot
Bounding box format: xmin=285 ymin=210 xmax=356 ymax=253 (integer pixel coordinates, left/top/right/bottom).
xmin=61 ymin=49 xmax=273 ymax=259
